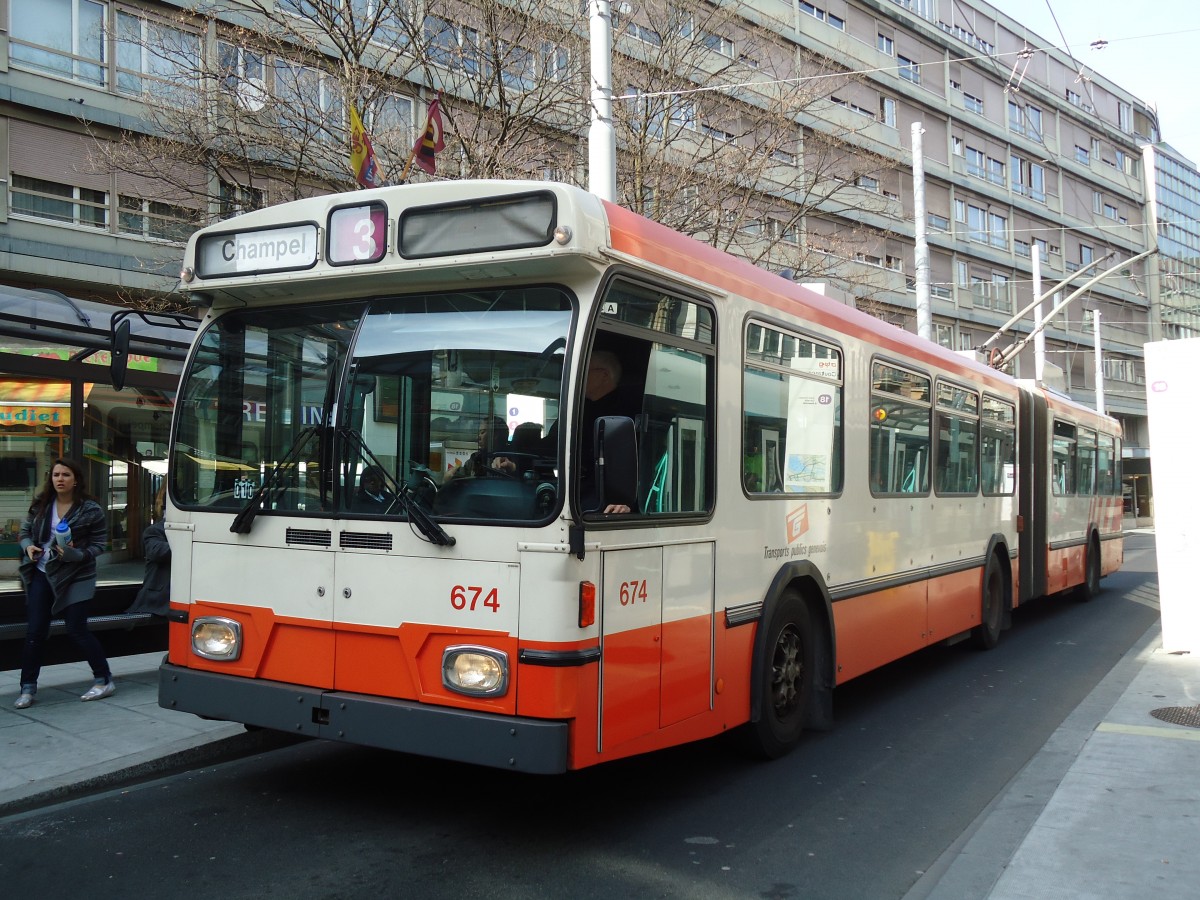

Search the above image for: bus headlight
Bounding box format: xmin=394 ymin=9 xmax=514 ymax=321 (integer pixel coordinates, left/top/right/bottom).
xmin=191 ymin=617 xmax=243 ymax=661
xmin=442 ymin=646 xmax=508 ymax=696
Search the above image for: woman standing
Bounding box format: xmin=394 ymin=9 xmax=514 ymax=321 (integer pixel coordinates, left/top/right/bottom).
xmin=13 ymin=458 xmax=113 ymax=709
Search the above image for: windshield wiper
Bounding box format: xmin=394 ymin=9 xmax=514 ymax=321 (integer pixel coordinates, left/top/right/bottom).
xmin=338 ymin=427 xmax=455 ymax=547
xmin=230 ymin=426 xmax=320 ymax=534
xmin=398 ymin=484 xmax=456 ymax=547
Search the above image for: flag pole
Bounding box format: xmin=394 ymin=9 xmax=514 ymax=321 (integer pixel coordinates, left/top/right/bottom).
xmin=398 ymin=145 xmax=418 ymax=184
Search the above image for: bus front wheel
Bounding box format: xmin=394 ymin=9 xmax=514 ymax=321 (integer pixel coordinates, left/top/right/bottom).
xmin=745 ymin=590 xmax=815 ymax=759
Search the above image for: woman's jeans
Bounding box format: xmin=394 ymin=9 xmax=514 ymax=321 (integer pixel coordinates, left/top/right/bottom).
xmin=20 ymin=569 xmax=111 ymax=689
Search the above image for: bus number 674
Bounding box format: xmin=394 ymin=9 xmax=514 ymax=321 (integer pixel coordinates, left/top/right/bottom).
xmin=450 ymin=585 xmax=500 ymax=612
xmin=620 ymin=580 xmax=649 ymax=606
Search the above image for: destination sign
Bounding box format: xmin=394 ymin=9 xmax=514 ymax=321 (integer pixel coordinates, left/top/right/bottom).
xmin=196 ymin=223 xmax=319 ymax=277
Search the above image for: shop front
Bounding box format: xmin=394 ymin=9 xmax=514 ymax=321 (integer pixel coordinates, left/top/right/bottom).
xmin=0 ymin=285 xmax=195 ymax=669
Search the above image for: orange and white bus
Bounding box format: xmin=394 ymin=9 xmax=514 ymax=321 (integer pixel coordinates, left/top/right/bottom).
xmin=157 ymin=180 xmax=1122 ymax=772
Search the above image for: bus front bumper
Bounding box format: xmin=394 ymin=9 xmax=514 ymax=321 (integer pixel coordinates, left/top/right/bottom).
xmin=158 ymin=662 xmax=570 ymax=774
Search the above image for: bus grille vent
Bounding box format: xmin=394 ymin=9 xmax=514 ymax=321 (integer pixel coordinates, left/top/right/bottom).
xmin=285 ymin=528 xmax=332 ymax=547
xmin=340 ymin=531 xmax=393 ymax=551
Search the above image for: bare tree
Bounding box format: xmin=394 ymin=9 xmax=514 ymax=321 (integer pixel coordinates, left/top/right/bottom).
xmin=87 ymin=0 xmax=905 ymax=305
xmin=608 ymin=0 xmax=902 ymax=292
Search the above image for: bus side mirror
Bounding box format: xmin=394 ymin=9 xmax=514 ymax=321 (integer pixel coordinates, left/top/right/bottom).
xmin=594 ymin=416 xmax=638 ymax=512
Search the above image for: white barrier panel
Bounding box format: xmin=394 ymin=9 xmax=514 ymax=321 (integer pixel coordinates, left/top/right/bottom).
xmin=1144 ymin=338 xmax=1200 ymax=652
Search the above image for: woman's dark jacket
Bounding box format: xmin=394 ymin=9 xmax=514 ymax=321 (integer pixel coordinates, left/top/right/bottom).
xmin=126 ymin=521 xmax=171 ymax=616
xmin=18 ymin=497 xmax=108 ymax=614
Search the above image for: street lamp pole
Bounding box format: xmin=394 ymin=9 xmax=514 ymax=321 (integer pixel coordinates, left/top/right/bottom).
xmin=588 ymin=0 xmax=616 ymax=202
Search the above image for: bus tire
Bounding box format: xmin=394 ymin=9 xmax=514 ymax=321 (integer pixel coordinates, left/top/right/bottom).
xmin=1076 ymin=535 xmax=1102 ymax=602
xmin=745 ymin=590 xmax=815 ymax=759
xmin=972 ymin=554 xmax=1005 ymax=650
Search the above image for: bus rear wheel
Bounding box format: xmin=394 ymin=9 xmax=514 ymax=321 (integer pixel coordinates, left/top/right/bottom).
xmin=1076 ymin=536 xmax=1102 ymax=602
xmin=972 ymin=555 xmax=1005 ymax=650
xmin=745 ymin=591 xmax=814 ymax=759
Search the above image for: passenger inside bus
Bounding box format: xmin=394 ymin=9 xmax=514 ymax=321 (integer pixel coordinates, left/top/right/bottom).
xmin=446 ymin=416 xmax=511 ymax=480
xmin=353 ymin=466 xmax=395 ymax=512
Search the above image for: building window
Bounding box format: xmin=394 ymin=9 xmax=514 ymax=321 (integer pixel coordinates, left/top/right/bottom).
xmin=118 ymin=196 xmax=197 ymax=243
xmin=1104 ymin=204 xmax=1119 ymax=220
xmin=116 ymin=11 xmax=201 ymax=98
xmin=880 ymin=96 xmax=897 ymax=128
xmin=10 ymin=174 xmax=107 ymax=229
xmin=219 ymin=181 xmax=265 ymax=219
xmin=369 ymin=93 xmax=414 ymax=141
xmin=878 ymin=34 xmax=895 ymax=55
xmin=1118 ymin=101 xmax=1132 ymax=133
xmin=966 ymin=146 xmax=985 ymax=177
xmin=963 ymin=92 xmax=983 ymax=114
xmin=988 ymin=157 xmax=1005 ymax=185
xmin=217 ymin=42 xmax=266 ymax=110
xmin=1030 ymin=163 xmax=1046 ymax=203
xmin=1027 ymin=106 xmax=1043 ymax=141
xmin=273 ymin=60 xmax=345 ymax=142
xmin=1010 ymin=101 xmax=1043 ymax=140
xmin=9 ymin=0 xmax=106 ymax=86
xmin=897 ymin=55 xmax=921 ymax=84
xmin=1076 ymin=145 xmax=1090 ymax=165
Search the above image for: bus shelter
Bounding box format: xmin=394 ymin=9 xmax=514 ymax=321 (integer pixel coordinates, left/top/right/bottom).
xmin=0 ymin=284 xmax=196 ymax=669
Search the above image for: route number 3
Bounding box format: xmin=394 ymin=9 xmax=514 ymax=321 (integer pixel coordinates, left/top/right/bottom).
xmin=619 ymin=580 xmax=648 ymax=606
xmin=451 ymin=585 xmax=500 ymax=612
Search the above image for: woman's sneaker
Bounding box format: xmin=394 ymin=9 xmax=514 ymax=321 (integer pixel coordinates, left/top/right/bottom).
xmin=81 ymin=681 xmax=116 ymax=702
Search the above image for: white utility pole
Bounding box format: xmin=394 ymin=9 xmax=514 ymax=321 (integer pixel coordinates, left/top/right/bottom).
xmin=588 ymin=0 xmax=616 ymax=202
xmin=911 ymin=123 xmax=931 ymax=341
xmin=1093 ymin=310 xmax=1105 ymax=414
xmin=1032 ymin=244 xmax=1045 ymax=382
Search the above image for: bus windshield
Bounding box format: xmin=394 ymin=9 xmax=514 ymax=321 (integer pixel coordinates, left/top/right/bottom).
xmin=171 ymin=286 xmax=572 ymax=525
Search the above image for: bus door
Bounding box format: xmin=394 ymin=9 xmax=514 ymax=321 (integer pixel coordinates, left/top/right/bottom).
xmin=600 ymin=541 xmax=714 ymax=751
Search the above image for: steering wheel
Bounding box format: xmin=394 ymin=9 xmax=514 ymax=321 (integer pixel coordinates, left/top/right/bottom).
xmin=481 ymin=451 xmax=540 ymax=478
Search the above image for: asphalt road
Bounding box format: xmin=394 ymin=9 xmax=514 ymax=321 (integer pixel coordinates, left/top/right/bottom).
xmin=0 ymin=534 xmax=1159 ymax=900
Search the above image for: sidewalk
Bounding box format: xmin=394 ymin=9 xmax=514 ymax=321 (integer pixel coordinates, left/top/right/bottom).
xmin=0 ymin=651 xmax=253 ymax=815
xmin=912 ymin=620 xmax=1200 ymax=899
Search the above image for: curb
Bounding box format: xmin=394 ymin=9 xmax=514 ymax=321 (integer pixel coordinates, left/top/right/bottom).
xmin=0 ymin=727 xmax=300 ymax=818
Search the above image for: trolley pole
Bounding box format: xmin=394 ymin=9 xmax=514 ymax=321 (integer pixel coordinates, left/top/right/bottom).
xmin=911 ymin=123 xmax=931 ymax=341
xmin=588 ymin=0 xmax=617 ymax=202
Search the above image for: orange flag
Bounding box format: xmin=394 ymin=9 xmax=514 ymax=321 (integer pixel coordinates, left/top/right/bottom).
xmin=412 ymin=97 xmax=445 ymax=175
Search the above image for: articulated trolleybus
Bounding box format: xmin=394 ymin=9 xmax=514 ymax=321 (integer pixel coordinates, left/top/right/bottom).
xmin=159 ymin=180 xmax=1123 ymax=772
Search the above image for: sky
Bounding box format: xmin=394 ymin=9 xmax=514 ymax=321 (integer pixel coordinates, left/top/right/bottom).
xmin=1002 ymin=0 xmax=1200 ymax=165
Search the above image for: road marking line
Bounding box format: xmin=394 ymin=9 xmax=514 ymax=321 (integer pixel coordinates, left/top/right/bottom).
xmin=1097 ymin=722 xmax=1200 ymax=742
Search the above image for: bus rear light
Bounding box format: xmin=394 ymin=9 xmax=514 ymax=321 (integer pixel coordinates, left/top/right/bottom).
xmin=579 ymin=581 xmax=596 ymax=628
xmin=191 ymin=616 xmax=243 ymax=661
xmin=442 ymin=646 xmax=508 ymax=696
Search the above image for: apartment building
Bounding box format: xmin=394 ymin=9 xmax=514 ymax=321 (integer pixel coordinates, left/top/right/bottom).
xmin=0 ymin=0 xmax=1178 ymax=534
